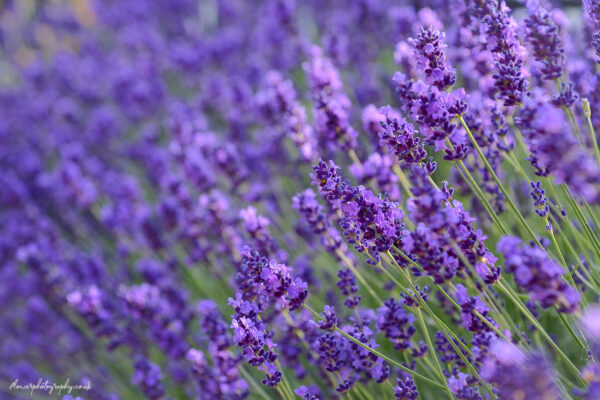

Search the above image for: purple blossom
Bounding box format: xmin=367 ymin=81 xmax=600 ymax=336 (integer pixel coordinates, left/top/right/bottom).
xmin=318 ymin=305 xmax=338 ymax=331
xmin=472 ymin=0 xmax=529 ymax=106
xmin=294 ymin=386 xmax=321 ymax=400
xmin=517 ymin=94 xmax=600 ymax=204
xmin=497 ymin=236 xmax=579 ymax=312
xmin=524 ymin=8 xmax=565 ymax=81
xmin=480 ymin=341 xmax=561 ymax=400
xmin=376 ymin=297 xmax=416 ymax=352
xmin=311 ymin=159 xmax=405 ymax=256
xmin=131 ymin=357 xmax=166 ymax=400
xmin=337 ymin=268 xmax=362 ymax=309
xmin=394 ymin=376 xmax=418 ymax=399
xmin=409 ymin=26 xmax=457 ymax=90
xmin=530 ymin=181 xmax=550 ymax=219
xmin=304 ymin=46 xmax=357 ymax=151
xmin=378 ymin=106 xmax=428 ymax=166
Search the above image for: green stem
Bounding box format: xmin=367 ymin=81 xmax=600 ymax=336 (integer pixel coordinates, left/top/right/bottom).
xmin=459 ymin=116 xmax=544 ymax=249
xmin=239 ymin=366 xmax=273 ymax=400
xmin=582 ymin=98 xmax=600 ymax=164
xmin=562 ymin=185 xmax=600 ymax=258
xmin=496 ymin=280 xmax=584 ymax=385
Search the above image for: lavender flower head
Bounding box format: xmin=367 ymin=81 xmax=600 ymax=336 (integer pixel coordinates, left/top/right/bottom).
xmin=524 ymin=7 xmax=565 ymax=81
xmin=394 ymin=376 xmax=418 ymax=399
xmin=498 ymin=236 xmax=579 ymax=312
xmin=303 ymin=46 xmax=357 ymax=151
xmin=408 ymin=26 xmax=457 ymax=90
xmin=481 ymin=341 xmax=561 ymax=400
xmin=474 ymin=0 xmax=529 ymax=106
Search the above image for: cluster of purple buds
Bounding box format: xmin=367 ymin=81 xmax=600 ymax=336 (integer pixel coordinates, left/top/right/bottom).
xmin=472 ymin=0 xmax=529 ymax=106
xmin=394 ymin=376 xmax=418 ymax=399
xmin=311 ymin=160 xmax=405 ymax=258
xmin=235 ymin=246 xmax=307 ymax=312
xmin=337 ymin=268 xmax=362 ymax=309
xmin=131 ymin=357 xmax=166 ymax=400
xmin=257 ymin=71 xmax=317 ymax=161
xmin=530 ymin=181 xmax=551 ymax=230
xmin=349 ymin=153 xmax=402 ymax=202
xmin=401 ymin=165 xmax=501 ymax=285
xmin=480 ymin=341 xmax=561 ymax=400
xmin=393 ymin=73 xmax=467 ymax=153
xmin=229 ymin=295 xmax=281 ymax=387
xmin=295 ymin=386 xmax=321 ymax=400
xmin=378 ymin=106 xmax=427 ymax=166
xmin=317 ymin=305 xmax=338 ymax=331
xmin=523 ymin=7 xmax=565 ymax=81
xmin=517 ymin=95 xmax=600 ymax=205
xmin=376 ymin=297 xmax=417 ymax=352
xmin=498 ymin=236 xmax=579 ymax=313
xmin=304 ymin=46 xmax=357 ymax=152
xmin=408 ymin=26 xmax=457 ymax=90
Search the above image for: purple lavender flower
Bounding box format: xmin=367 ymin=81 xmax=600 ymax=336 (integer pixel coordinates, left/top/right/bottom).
xmin=524 ymin=8 xmax=565 ymax=81
xmin=131 ymin=357 xmax=166 ymax=400
xmin=530 ymin=181 xmax=550 ymax=219
xmin=258 ymin=71 xmax=317 ymax=161
xmin=593 ymin=32 xmax=600 ymax=62
xmin=480 ymin=341 xmax=561 ymax=400
xmin=349 ymin=153 xmax=402 ymax=202
xmin=317 ymin=305 xmax=338 ymax=331
xmin=584 ymin=0 xmax=600 ymax=28
xmin=580 ymin=305 xmax=600 ymax=358
xmin=408 ymin=26 xmax=457 ymax=90
xmin=551 ymin=83 xmax=579 ymax=108
xmin=580 ymin=363 xmax=600 ymax=399
xmin=401 ymin=165 xmax=500 ymax=284
xmin=517 ymin=95 xmax=600 ymax=204
xmin=304 ymin=46 xmax=357 ymax=152
xmin=315 ymin=333 xmax=345 ymax=373
xmin=295 ymin=386 xmax=321 ymax=400
xmin=394 ymin=376 xmax=418 ymax=399
xmin=472 ymin=0 xmax=529 ymax=106
xmin=311 ymin=159 xmax=405 ymax=256
xmin=229 ymin=295 xmax=281 ymax=387
xmin=497 ymin=236 xmax=579 ymax=312
xmin=378 ymin=106 xmax=427 ymax=166
xmin=234 ymin=246 xmax=307 ymax=312
xmin=337 ymin=268 xmax=362 ymax=309
xmin=376 ymin=297 xmax=416 ymax=352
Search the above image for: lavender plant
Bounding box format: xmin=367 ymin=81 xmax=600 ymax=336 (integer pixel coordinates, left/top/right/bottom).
xmin=2 ymin=1 xmax=600 ymax=400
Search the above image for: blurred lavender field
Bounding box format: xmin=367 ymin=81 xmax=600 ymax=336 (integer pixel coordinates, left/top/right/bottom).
xmin=2 ymin=0 xmax=600 ymax=399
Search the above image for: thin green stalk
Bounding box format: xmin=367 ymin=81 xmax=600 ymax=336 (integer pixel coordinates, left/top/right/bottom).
xmin=556 ymin=311 xmax=587 ymax=352
xmin=407 ymin=279 xmax=457 ymax=399
xmin=447 ymin=243 xmax=528 ymax=346
xmin=445 ymin=138 xmax=509 ymax=236
xmin=582 ymin=98 xmax=600 ymax=164
xmin=459 ymin=116 xmax=543 ymax=249
xmin=584 ymin=202 xmax=600 ymax=240
xmin=274 ymin=358 xmax=296 ymax=400
xmin=562 ymin=185 xmax=600 ymax=258
xmin=275 ymin=385 xmax=290 ymax=400
xmin=356 ymin=383 xmax=377 ymax=400
xmin=472 ymin=310 xmax=511 ymax=342
xmin=392 ymin=163 xmax=415 ymax=198
xmin=239 ymin=366 xmax=272 ymax=400
xmin=496 ymin=279 xmax=584 ymax=385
